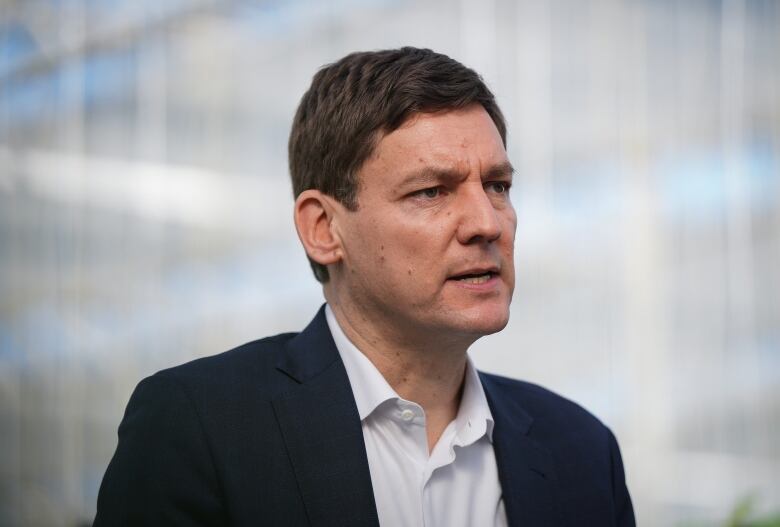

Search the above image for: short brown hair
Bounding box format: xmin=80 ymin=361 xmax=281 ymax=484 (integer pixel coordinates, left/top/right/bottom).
xmin=289 ymin=47 xmax=506 ymax=282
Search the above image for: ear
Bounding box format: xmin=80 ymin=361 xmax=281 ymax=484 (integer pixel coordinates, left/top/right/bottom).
xmin=294 ymin=189 xmax=344 ymax=268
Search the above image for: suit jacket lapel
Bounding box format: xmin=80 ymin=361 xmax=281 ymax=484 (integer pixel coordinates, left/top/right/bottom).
xmin=481 ymin=374 xmax=563 ymax=527
xmin=272 ymin=307 xmax=379 ymax=527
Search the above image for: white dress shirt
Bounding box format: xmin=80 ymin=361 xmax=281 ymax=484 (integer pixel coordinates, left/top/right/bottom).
xmin=325 ymin=305 xmax=508 ymax=527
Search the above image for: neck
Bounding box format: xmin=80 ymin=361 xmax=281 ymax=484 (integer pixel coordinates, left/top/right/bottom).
xmin=326 ymin=295 xmax=472 ymax=451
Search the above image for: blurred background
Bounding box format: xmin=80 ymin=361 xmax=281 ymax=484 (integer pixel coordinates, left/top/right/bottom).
xmin=1 ymin=0 xmax=778 ymax=525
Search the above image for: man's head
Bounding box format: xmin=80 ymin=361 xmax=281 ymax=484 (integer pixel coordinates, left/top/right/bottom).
xmin=290 ymin=47 xmax=516 ymax=343
xmin=289 ymin=47 xmax=507 ymax=283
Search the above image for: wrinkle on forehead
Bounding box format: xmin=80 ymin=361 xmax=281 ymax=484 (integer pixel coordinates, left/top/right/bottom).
xmin=357 ymin=105 xmax=508 ymax=193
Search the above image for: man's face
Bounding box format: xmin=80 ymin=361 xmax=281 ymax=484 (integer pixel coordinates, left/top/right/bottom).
xmin=334 ymin=104 xmax=516 ymax=341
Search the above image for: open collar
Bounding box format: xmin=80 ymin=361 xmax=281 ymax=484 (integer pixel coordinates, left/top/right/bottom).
xmin=272 ymin=305 xmax=562 ymax=527
xmin=325 ymin=303 xmax=495 ymax=447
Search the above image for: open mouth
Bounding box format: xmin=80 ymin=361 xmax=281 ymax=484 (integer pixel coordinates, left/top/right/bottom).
xmin=449 ymin=271 xmax=496 ymax=285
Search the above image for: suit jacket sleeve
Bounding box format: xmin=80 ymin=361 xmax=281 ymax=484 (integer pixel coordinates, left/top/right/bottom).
xmin=608 ymin=428 xmax=635 ymax=526
xmin=93 ymin=374 xmax=227 ymax=526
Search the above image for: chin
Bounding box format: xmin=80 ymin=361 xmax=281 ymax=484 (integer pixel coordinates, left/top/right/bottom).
xmin=472 ymin=315 xmax=510 ymax=336
xmin=448 ymin=304 xmax=511 ymax=337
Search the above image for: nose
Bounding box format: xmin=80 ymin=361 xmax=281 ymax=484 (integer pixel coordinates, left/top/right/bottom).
xmin=456 ymin=185 xmax=502 ymax=245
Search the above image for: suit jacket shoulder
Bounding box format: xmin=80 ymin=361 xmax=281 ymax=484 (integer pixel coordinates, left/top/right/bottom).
xmin=95 ymin=308 xmax=379 ymax=527
xmin=153 ymin=331 xmax=300 ymax=399
xmin=93 ymin=333 xmax=302 ymax=526
xmin=479 ymin=372 xmax=635 ymax=527
xmin=480 ymin=372 xmax=611 ymax=440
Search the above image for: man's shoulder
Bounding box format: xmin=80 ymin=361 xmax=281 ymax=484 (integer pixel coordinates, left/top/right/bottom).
xmin=131 ymin=305 xmax=337 ymax=409
xmin=479 ymin=371 xmax=610 ymax=438
xmin=479 ymin=374 xmax=634 ymax=525
xmin=146 ymin=330 xmax=301 ymax=399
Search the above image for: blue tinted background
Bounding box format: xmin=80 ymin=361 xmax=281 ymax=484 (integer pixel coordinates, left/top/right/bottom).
xmin=1 ymin=0 xmax=778 ymax=525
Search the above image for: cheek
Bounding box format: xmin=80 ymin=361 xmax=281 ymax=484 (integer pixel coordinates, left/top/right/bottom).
xmin=505 ymin=205 xmax=518 ymax=232
xmin=356 ymin=219 xmax=418 ymax=272
xmin=357 ymin=204 xmax=454 ymax=275
xmin=343 ymin=218 xmax=382 ymax=269
xmin=499 ymin=206 xmax=517 ymax=241
xmin=501 ymin=211 xmax=517 ymax=284
xmin=505 ymin=211 xmax=518 ymax=250
xmin=386 ymin=229 xmax=427 ymax=269
xmin=377 ymin=247 xmax=385 ymax=267
xmin=377 ymin=226 xmax=443 ymax=285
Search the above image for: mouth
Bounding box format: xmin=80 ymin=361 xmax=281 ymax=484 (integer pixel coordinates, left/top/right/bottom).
xmin=448 ymin=268 xmax=500 ymax=285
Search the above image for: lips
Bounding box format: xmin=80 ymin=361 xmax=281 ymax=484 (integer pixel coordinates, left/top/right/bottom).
xmin=448 ymin=266 xmax=500 ymax=283
xmin=456 ymin=273 xmax=493 ymax=284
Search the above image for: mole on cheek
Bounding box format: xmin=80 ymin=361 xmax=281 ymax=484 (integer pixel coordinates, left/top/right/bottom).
xmin=407 ymin=269 xmax=412 ymax=276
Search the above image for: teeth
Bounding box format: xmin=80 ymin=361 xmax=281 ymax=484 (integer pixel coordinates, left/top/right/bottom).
xmin=458 ymin=273 xmax=492 ymax=284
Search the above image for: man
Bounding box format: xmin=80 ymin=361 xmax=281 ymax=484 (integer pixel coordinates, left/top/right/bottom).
xmin=94 ymin=47 xmax=635 ymax=526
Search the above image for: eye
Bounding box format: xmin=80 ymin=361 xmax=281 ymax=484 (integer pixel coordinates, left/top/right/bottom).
xmin=486 ymin=181 xmax=511 ymax=194
xmin=415 ymin=187 xmax=442 ymax=199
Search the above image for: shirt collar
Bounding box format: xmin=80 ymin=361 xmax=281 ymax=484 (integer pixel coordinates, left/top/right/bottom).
xmin=325 ymin=304 xmax=495 ymax=443
xmin=325 ymin=304 xmax=398 ymax=420
xmin=455 ymin=355 xmax=495 ymax=444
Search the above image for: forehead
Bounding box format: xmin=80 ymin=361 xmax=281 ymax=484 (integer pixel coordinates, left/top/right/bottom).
xmin=363 ymin=105 xmax=508 ymax=181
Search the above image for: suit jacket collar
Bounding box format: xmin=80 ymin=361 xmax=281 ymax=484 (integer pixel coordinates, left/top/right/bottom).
xmin=275 ymin=304 xmax=342 ymax=383
xmin=272 ymin=306 xmax=380 ymax=527
xmin=481 ymin=373 xmax=563 ymax=527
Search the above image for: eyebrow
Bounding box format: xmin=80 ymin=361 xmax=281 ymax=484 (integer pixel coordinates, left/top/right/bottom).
xmin=398 ymin=160 xmax=515 ymax=188
xmin=483 ymin=161 xmax=515 ymax=180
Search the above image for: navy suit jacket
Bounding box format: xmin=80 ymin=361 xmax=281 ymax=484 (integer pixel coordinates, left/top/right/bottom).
xmin=94 ymin=306 xmax=635 ymax=526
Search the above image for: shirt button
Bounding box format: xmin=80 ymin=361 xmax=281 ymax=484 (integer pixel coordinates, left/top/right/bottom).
xmin=400 ymin=408 xmax=415 ymax=422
